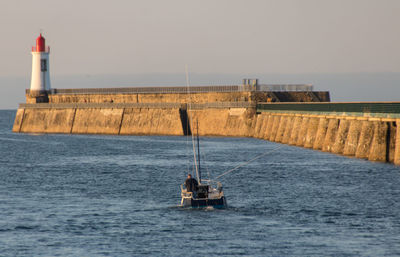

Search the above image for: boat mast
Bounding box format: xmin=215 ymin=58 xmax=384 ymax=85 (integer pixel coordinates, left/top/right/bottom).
xmin=191 ymin=126 xmax=200 ymax=183
xmin=196 ymin=119 xmax=201 ymax=183
xmin=185 ymin=65 xmax=200 ymax=182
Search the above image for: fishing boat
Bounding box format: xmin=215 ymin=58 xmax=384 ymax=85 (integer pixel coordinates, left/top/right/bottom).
xmin=180 ymin=179 xmax=227 ymax=208
xmin=180 ymin=68 xmax=227 ymax=208
xmin=179 ymin=131 xmax=283 ymax=208
xmin=181 ymin=131 xmax=227 ymax=208
xmin=180 ymin=120 xmax=227 ymax=208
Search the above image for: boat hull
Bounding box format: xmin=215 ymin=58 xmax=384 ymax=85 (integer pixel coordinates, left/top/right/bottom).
xmin=181 ymin=196 xmax=227 ymax=208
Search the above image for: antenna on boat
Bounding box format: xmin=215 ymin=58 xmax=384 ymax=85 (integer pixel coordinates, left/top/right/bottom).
xmin=185 ymin=65 xmax=200 ymax=183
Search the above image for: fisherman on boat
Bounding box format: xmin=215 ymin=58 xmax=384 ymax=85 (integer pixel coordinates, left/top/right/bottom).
xmin=184 ymin=174 xmax=198 ymax=198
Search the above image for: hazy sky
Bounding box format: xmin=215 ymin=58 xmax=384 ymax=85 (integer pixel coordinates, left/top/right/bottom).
xmin=1 ymin=0 xmax=399 ymax=77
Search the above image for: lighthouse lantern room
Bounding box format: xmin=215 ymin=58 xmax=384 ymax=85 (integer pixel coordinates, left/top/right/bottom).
xmin=30 ymin=34 xmax=51 ymax=97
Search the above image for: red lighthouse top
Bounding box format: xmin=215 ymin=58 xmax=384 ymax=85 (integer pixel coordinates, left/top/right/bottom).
xmin=32 ymin=34 xmax=49 ymax=52
xmin=36 ymin=34 xmax=45 ymax=52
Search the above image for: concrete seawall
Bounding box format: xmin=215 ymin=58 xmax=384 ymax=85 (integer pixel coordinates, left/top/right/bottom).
xmin=13 ymin=101 xmax=400 ymax=165
xmin=252 ymin=113 xmax=398 ymax=164
xmin=13 ymin=102 xmax=256 ymax=137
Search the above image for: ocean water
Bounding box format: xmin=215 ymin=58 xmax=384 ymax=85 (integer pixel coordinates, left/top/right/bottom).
xmin=0 ymin=109 xmax=400 ymax=256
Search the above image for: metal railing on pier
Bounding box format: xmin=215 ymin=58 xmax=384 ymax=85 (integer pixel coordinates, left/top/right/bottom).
xmin=256 ymin=84 xmax=313 ymax=92
xmin=47 ymin=86 xmax=240 ymax=95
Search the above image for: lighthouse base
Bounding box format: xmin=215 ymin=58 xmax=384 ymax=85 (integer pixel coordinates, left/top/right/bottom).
xmin=28 ymin=90 xmax=49 ymax=103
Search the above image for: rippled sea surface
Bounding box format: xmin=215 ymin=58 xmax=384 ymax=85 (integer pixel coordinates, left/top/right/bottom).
xmin=1 ymin=110 xmax=400 ymax=256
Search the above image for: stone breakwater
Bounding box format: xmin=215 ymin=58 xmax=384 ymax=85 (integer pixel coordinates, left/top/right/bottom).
xmin=12 ymin=101 xmax=400 ymax=165
xmin=12 ymin=102 xmax=256 ymax=137
xmin=253 ymin=112 xmax=399 ymax=164
xmin=14 ymin=87 xmax=400 ymax=164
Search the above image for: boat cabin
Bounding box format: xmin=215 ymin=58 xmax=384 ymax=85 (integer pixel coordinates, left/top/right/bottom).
xmin=196 ymin=184 xmax=209 ymax=199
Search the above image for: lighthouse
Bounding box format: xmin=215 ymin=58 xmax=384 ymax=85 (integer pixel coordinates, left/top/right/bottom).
xmin=30 ymin=34 xmax=51 ymax=96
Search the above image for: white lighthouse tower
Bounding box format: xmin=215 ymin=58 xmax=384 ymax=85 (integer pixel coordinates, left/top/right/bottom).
xmin=30 ymin=34 xmax=51 ymax=95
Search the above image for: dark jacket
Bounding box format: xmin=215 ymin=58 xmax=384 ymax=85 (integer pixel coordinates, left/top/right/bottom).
xmin=185 ymin=177 xmax=198 ymax=192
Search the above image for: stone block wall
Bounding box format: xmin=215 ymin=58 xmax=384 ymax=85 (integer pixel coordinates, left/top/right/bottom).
xmin=13 ymin=103 xmax=400 ymax=165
